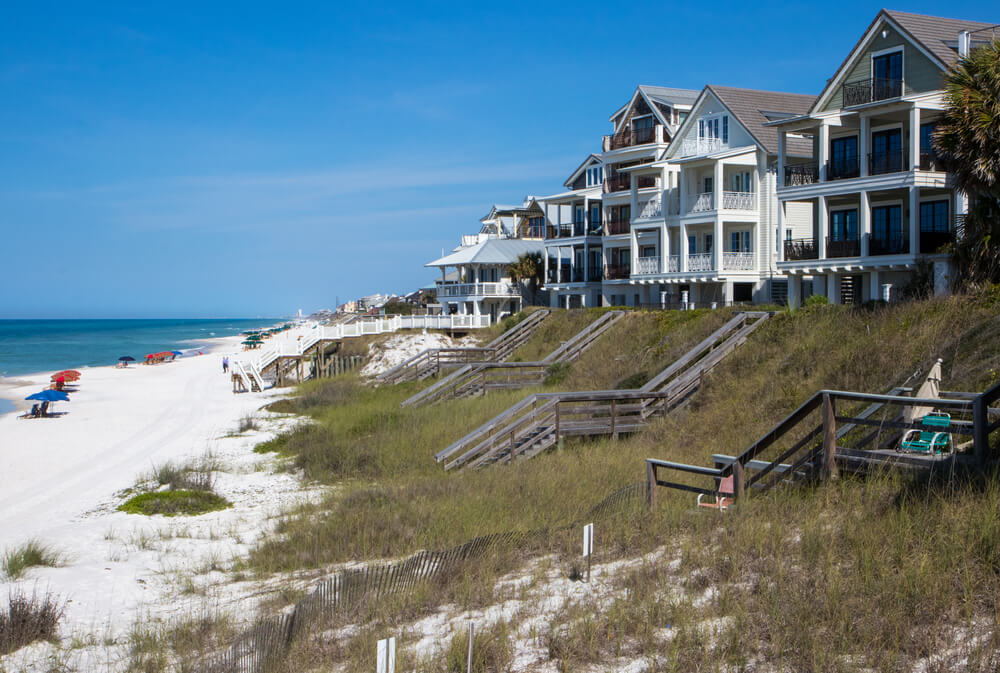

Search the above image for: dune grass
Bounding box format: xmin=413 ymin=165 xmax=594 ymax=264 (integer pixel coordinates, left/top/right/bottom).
xmin=2 ymin=539 xmax=66 ymax=580
xmin=118 ymin=489 xmax=231 ymax=517
xmin=0 ymin=590 xmax=64 ymax=656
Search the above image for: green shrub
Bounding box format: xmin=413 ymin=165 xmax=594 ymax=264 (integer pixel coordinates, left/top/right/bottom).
xmin=2 ymin=540 xmax=65 ymax=580
xmin=119 ymin=490 xmax=231 ymax=517
xmin=804 ymin=294 xmax=829 ymax=307
xmin=543 ymin=362 xmax=571 ymax=386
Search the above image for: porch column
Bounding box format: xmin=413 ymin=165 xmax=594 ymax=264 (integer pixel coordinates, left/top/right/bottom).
xmin=679 ymin=221 xmax=688 ymax=272
xmin=777 ymin=200 xmax=786 ymax=262
xmin=583 ymin=241 xmax=589 ymax=283
xmin=817 ymin=195 xmax=828 ymax=259
xmin=859 ymin=190 xmax=871 ymax=257
xmin=818 ymin=122 xmax=830 ymax=181
xmin=870 ymin=269 xmax=881 ymax=302
xmin=713 ymin=160 xmax=724 ymax=212
xmin=909 ymin=186 xmax=919 ymax=255
xmin=713 ymin=161 xmax=724 ymax=272
xmin=777 ymin=131 xmax=786 ymax=187
xmin=662 ymin=222 xmax=671 ymax=269
xmin=583 ymin=196 xmax=589 ymax=233
xmin=828 ymin=273 xmax=841 ymax=304
xmin=543 ymin=249 xmax=549 ymax=286
xmin=630 ymin=174 xmax=638 ymax=217
xmin=631 ymin=226 xmax=638 ymax=277
xmin=678 ymin=168 xmax=686 ymax=214
xmin=788 ymin=274 xmax=802 ymax=309
xmin=909 ymin=106 xmax=921 ymax=170
xmin=859 ymin=115 xmax=870 ymax=178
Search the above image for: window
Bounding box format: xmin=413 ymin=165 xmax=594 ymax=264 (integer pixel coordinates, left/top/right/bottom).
xmin=872 ymin=205 xmax=903 ymax=244
xmin=688 ymin=235 xmax=697 ymax=254
xmin=640 ymin=245 xmax=657 ymax=258
xmin=730 ymin=231 xmax=751 ymax=252
xmin=920 ymin=200 xmax=949 ymax=233
xmin=873 ymin=50 xmax=902 ymax=83
xmin=705 ymin=234 xmax=713 ymax=253
xmin=830 ymin=210 xmax=858 ymax=241
xmin=830 ymin=136 xmax=858 ymax=175
xmin=678 ymin=111 xmax=688 ymax=125
xmin=698 ymin=119 xmax=704 ymax=138
xmin=722 ymin=116 xmax=728 ymax=143
xmin=704 ymin=176 xmax=713 ymax=194
xmin=528 ymin=216 xmax=546 ymax=238
xmin=574 ymin=206 xmax=584 ymax=224
xmin=590 ymin=204 xmax=601 ymax=228
xmin=731 ymin=171 xmax=753 ymax=192
xmin=920 ymin=123 xmax=937 ymax=153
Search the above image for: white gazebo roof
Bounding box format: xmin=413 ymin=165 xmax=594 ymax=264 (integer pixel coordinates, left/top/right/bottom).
xmin=426 ymin=238 xmax=543 ymax=268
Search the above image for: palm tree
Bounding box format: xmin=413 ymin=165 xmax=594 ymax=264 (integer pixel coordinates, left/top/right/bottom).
xmin=507 ymin=252 xmax=544 ymax=305
xmin=934 ymin=36 xmax=1000 ymax=287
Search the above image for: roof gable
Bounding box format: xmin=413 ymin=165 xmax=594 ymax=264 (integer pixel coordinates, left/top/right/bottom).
xmin=563 ymin=153 xmax=602 ymax=188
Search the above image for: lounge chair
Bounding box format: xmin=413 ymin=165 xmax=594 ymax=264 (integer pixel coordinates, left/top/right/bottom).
xmin=698 ymin=474 xmax=735 ymax=510
xmin=900 ymin=413 xmax=952 ymax=454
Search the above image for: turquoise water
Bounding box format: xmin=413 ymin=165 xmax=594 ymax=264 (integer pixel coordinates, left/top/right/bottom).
xmin=0 ymin=318 xmax=282 ymax=379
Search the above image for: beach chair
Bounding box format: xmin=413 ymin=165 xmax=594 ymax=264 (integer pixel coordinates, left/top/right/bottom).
xmin=697 ymin=474 xmax=735 ymax=511
xmin=19 ymin=404 xmax=41 ymax=419
xmin=900 ymin=413 xmax=952 ymax=454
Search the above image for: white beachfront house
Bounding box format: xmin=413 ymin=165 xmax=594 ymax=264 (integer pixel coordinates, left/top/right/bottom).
xmin=769 ymin=10 xmax=996 ymax=307
xmin=600 ymin=85 xmax=700 ymax=307
xmin=539 ymin=154 xmax=604 ymax=308
xmin=621 ymin=85 xmax=817 ymax=307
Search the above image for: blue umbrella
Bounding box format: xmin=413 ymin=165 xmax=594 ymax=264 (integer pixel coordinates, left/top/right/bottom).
xmin=26 ymin=390 xmax=70 ymax=402
xmin=171 ymin=350 xmax=183 ymax=356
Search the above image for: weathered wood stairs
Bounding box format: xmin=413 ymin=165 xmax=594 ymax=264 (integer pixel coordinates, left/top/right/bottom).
xmin=375 ymin=309 xmax=550 ymax=385
xmin=436 ymin=311 xmax=772 ymax=470
xmin=400 ymin=310 xmax=626 ymax=408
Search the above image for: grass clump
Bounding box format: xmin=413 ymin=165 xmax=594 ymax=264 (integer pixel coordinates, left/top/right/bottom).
xmin=237 ymin=414 xmax=259 ymax=433
xmin=2 ymin=539 xmax=65 ymax=580
xmin=119 ymin=490 xmax=231 ymax=517
xmin=0 ymin=590 xmax=65 ymax=655
xmin=440 ymin=621 xmax=514 ymax=672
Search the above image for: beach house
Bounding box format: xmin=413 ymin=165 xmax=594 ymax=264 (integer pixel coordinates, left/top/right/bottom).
xmin=621 ymin=85 xmax=816 ymax=307
xmin=770 ymin=10 xmax=997 ymax=306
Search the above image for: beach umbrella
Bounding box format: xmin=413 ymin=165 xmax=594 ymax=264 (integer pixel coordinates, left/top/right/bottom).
xmin=52 ymin=369 xmax=81 ymax=379
xmin=171 ymin=350 xmax=183 ymax=355
xmin=26 ymin=389 xmax=70 ymax=402
xmin=119 ymin=356 xmax=136 ymax=362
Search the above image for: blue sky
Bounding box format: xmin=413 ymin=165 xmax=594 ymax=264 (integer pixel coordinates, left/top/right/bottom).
xmin=1 ymin=1 xmax=995 ymax=318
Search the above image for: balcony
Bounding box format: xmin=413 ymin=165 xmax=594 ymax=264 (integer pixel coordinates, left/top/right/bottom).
xmin=826 ymin=237 xmax=861 ymax=258
xmin=686 ymin=253 xmax=714 ymax=272
xmin=785 ymin=164 xmax=819 ymax=186
xmin=722 ymin=191 xmax=756 ymax=211
xmin=588 ymin=268 xmax=603 ymax=282
xmin=919 ymin=151 xmax=943 ymax=171
xmin=722 ymin=252 xmax=755 ymax=271
xmin=636 ymin=175 xmax=658 ymax=189
xmin=842 ymin=77 xmax=903 ymax=107
xmin=868 ymin=233 xmax=909 ymax=256
xmin=784 ymin=238 xmax=818 ymax=261
xmin=635 ymin=256 xmax=661 ymax=275
xmin=666 ymin=255 xmax=680 ymax=273
xmin=605 ymin=173 xmax=631 ymax=193
xmin=869 ymin=149 xmax=908 ymax=176
xmin=606 ymin=219 xmax=630 ymax=235
xmin=689 ymin=192 xmax=714 ymax=213
xmin=604 ymin=264 xmax=631 ymax=280
xmin=439 ymin=281 xmax=520 ymax=298
xmin=826 ymin=158 xmax=860 ymax=181
xmin=680 ymin=137 xmax=727 ymax=157
xmin=635 ymin=196 xmax=662 ymax=220
xmin=605 ymin=125 xmax=661 ymax=150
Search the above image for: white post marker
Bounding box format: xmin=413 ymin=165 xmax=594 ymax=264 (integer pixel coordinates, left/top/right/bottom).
xmin=377 ymin=636 xmax=396 ymax=673
xmin=583 ymin=522 xmax=594 ymax=582
xmin=466 ymin=621 xmax=475 ymax=673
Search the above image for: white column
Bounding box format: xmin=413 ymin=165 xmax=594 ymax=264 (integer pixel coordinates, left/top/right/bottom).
xmin=828 ymin=273 xmax=841 ymax=304
xmin=777 ymin=130 xmax=786 ymax=187
xmin=679 ymin=221 xmax=688 ymax=272
xmin=788 ymin=274 xmax=802 ymax=309
xmin=583 ymin=241 xmax=589 ymax=283
xmin=630 ymin=174 xmax=638 ymax=217
xmin=818 ymin=122 xmax=830 ymax=181
xmin=777 ymin=200 xmax=786 ymax=262
xmin=818 ymin=195 xmax=828 ymax=258
xmin=542 ymin=250 xmax=549 ymax=285
xmin=713 ymin=160 xmax=724 ymax=211
xmin=662 ymin=222 xmax=671 ymax=265
xmin=713 ymin=161 xmax=724 ymax=272
xmin=859 ymin=190 xmax=870 ymax=257
xmin=859 ymin=115 xmax=870 ymax=178
xmin=909 ymin=106 xmax=921 ymax=170
xmin=870 ymin=269 xmax=881 ymax=301
xmin=678 ymin=168 xmax=686 ymax=214
xmin=909 ymin=186 xmax=920 ymax=255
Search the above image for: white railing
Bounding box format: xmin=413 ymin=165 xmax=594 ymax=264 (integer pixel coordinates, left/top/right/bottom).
xmin=690 ymin=192 xmax=714 ymax=213
xmin=437 ymin=282 xmax=520 ymax=298
xmin=635 ymin=256 xmax=661 ymax=275
xmin=666 ymin=255 xmax=680 ymax=272
xmin=686 ymin=253 xmax=714 ymax=272
xmin=722 ymin=252 xmax=756 ymax=271
xmin=680 ymin=138 xmax=727 ymax=157
xmin=636 ymin=196 xmax=663 ymax=220
xmin=722 ymin=191 xmax=757 ymax=211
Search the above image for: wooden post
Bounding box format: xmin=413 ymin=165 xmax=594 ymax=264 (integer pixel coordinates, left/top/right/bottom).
xmin=509 ymin=429 xmax=516 ymax=463
xmin=822 ymin=393 xmax=839 ymax=480
xmin=554 ymin=402 xmax=560 ymax=440
xmin=645 ymin=461 xmax=657 ymax=508
xmin=610 ymin=399 xmax=617 ymax=438
xmin=973 ymin=395 xmax=988 ymax=471
xmin=733 ymin=461 xmax=745 ymax=501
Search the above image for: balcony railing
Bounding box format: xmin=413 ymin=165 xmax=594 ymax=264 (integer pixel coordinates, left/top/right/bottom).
xmin=438 ymin=282 xmax=520 ymax=297
xmin=784 ymin=238 xmax=818 ymax=261
xmin=635 ymin=256 xmax=661 ymax=275
xmin=826 ymin=158 xmax=860 ymax=181
xmin=920 ymin=230 xmax=953 ymax=254
xmin=604 ymin=264 xmax=631 ymax=280
xmin=680 ymin=137 xmax=726 ymax=157
xmin=869 ymin=149 xmax=908 ymax=176
xmin=636 ymin=196 xmax=662 ymax=220
xmin=606 ymin=125 xmax=660 ymax=150
xmin=722 ymin=252 xmax=755 ymax=271
xmin=666 ymin=255 xmax=680 ymax=273
xmin=826 ymin=237 xmax=861 ymax=258
xmin=919 ymin=151 xmax=943 ymax=171
xmin=605 ymin=173 xmax=631 ymax=193
xmin=722 ymin=191 xmax=756 ymax=211
xmin=606 ymin=220 xmax=631 ymax=235
xmin=686 ymin=253 xmax=714 ymax=272
xmin=784 ymin=163 xmax=819 ymax=186
xmin=636 ymin=175 xmax=658 ymax=189
xmin=842 ymin=77 xmax=903 ymax=107
xmin=690 ymin=192 xmax=714 ymax=213
xmin=868 ymin=233 xmax=909 ymax=256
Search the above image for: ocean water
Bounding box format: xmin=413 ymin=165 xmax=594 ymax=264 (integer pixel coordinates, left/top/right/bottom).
xmin=0 ymin=318 xmax=282 ymax=379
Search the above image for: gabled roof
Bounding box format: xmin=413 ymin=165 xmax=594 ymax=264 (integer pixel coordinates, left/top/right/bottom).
xmin=425 ymin=238 xmax=544 ymax=268
xmin=812 ymin=9 xmax=998 ymax=112
xmin=609 ymin=84 xmax=701 ymax=133
xmin=563 ymin=153 xmax=602 ymax=189
xmin=707 ymin=86 xmax=815 ymax=155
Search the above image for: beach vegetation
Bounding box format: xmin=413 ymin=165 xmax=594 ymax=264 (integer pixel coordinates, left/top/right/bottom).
xmin=118 ymin=490 xmax=231 ymax=517
xmin=0 ymin=590 xmax=65 ymax=656
xmin=2 ymin=539 xmax=66 ymax=580
xmin=236 ymin=413 xmax=259 ymax=433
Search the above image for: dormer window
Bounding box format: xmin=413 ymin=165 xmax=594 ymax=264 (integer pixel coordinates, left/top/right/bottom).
xmin=586 ymin=166 xmax=604 ymax=187
xmin=698 ymin=115 xmax=729 ymax=144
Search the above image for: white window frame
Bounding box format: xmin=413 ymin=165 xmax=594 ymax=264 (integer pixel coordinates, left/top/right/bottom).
xmin=870 ymin=45 xmax=904 ymax=89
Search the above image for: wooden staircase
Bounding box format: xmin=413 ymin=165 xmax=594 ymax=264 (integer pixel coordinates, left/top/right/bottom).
xmin=436 ymin=312 xmax=772 ymax=470
xmin=400 ymin=310 xmax=625 ymax=408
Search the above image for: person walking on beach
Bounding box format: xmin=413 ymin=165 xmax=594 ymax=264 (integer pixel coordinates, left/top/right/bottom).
xmin=222 ymin=356 xmax=229 ymax=373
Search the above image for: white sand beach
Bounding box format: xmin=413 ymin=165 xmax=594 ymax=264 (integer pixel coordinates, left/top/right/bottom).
xmin=0 ymin=337 xmax=315 ymax=670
